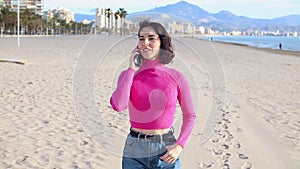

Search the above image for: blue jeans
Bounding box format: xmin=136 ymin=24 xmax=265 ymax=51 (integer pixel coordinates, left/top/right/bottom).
xmin=122 ymin=130 xmax=180 ymax=169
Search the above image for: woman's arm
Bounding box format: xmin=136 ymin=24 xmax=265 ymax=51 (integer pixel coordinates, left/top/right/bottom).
xmin=175 ymin=72 xmax=197 ymax=148
xmin=110 ymin=47 xmax=141 ymax=112
xmin=110 ymin=68 xmax=135 ymax=112
xmin=160 ymin=71 xmax=196 ymax=163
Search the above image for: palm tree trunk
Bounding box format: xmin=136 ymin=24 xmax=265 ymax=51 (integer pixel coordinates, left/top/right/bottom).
xmin=120 ymin=18 xmax=123 ymax=36
xmin=115 ymin=18 xmax=117 ymax=35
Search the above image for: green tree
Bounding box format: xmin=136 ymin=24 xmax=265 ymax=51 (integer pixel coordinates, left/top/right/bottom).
xmin=105 ymin=8 xmax=112 ymax=34
xmin=4 ymin=10 xmax=17 ymax=34
xmin=69 ymin=20 xmax=76 ymax=34
xmin=21 ymin=9 xmax=29 ymax=34
xmin=0 ymin=6 xmax=5 ymax=35
xmin=114 ymin=10 xmax=120 ymax=35
xmin=0 ymin=6 xmax=16 ymax=34
xmin=119 ymin=8 xmax=127 ymax=35
xmin=31 ymin=13 xmax=39 ymax=34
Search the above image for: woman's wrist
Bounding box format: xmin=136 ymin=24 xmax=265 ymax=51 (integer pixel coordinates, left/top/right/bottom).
xmin=175 ymin=144 xmax=183 ymax=150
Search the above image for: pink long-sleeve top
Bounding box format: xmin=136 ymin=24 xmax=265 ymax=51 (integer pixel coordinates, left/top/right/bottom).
xmin=110 ymin=59 xmax=196 ymax=147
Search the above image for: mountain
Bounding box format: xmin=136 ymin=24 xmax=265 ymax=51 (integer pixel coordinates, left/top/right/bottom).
xmin=127 ymin=1 xmax=300 ymax=33
xmin=75 ymin=14 xmax=95 ymax=22
xmin=271 ymin=15 xmax=300 ymax=26
xmin=145 ymin=1 xmax=210 ymax=22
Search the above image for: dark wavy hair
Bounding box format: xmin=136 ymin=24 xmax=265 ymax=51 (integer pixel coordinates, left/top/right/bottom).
xmin=137 ymin=21 xmax=175 ymax=64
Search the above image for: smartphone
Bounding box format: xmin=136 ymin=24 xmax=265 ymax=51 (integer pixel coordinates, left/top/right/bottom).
xmin=134 ymin=52 xmax=143 ymax=67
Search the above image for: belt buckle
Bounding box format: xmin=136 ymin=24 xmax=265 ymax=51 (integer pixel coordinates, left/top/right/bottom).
xmin=144 ymin=134 xmax=151 ymax=142
xmin=137 ymin=133 xmax=141 ymax=142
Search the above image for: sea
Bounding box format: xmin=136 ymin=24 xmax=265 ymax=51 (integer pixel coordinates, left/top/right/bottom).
xmin=196 ymin=35 xmax=300 ymax=52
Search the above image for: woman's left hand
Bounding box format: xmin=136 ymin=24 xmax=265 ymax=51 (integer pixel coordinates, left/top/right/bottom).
xmin=160 ymin=144 xmax=183 ymax=163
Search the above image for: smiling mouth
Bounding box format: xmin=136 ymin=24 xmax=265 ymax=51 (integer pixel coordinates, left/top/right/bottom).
xmin=142 ymin=49 xmax=153 ymax=55
xmin=143 ymin=48 xmax=152 ymax=52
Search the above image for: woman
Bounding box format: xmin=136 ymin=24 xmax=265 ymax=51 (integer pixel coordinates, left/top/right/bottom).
xmin=110 ymin=21 xmax=196 ymax=169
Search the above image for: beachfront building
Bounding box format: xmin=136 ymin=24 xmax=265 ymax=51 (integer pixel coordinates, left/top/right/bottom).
xmin=82 ymin=19 xmax=92 ymax=25
xmin=293 ymin=32 xmax=298 ymax=37
xmin=231 ymin=31 xmax=242 ymax=36
xmin=197 ymin=26 xmax=206 ymax=34
xmin=183 ymin=22 xmax=195 ymax=34
xmin=168 ymin=21 xmax=184 ymax=34
xmin=1 ymin=0 xmax=43 ymax=15
xmin=45 ymin=7 xmax=75 ymax=24
xmin=95 ymin=8 xmax=120 ymax=34
xmin=95 ymin=8 xmax=106 ymax=29
xmin=167 ymin=21 xmax=196 ymax=34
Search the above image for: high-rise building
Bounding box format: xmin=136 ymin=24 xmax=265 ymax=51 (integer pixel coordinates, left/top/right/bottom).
xmin=96 ymin=8 xmax=109 ymax=29
xmin=97 ymin=8 xmax=120 ymax=29
xmin=1 ymin=0 xmax=44 ymax=15
xmin=46 ymin=7 xmax=75 ymax=24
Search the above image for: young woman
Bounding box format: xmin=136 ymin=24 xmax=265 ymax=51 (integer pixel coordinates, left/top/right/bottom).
xmin=110 ymin=21 xmax=196 ymax=169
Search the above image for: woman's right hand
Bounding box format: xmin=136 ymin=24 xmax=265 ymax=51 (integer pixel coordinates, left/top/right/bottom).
xmin=129 ymin=47 xmax=141 ymax=71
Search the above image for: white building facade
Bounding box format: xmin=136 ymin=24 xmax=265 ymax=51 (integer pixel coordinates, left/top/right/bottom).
xmin=1 ymin=0 xmax=44 ymax=15
xmin=46 ymin=7 xmax=75 ymax=24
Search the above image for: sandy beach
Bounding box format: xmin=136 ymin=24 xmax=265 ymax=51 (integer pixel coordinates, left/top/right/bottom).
xmin=0 ymin=35 xmax=299 ymax=169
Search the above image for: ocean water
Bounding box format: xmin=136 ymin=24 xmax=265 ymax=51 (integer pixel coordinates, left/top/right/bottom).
xmin=197 ymin=36 xmax=300 ymax=52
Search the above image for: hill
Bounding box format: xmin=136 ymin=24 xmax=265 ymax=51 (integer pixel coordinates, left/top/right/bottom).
xmin=75 ymin=13 xmax=95 ymax=22
xmin=127 ymin=1 xmax=300 ymax=33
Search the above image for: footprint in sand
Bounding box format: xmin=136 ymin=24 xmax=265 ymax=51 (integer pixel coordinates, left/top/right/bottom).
xmin=235 ymin=125 xmax=243 ymax=132
xmin=221 ymin=153 xmax=231 ymax=161
xmin=212 ymin=149 xmax=223 ymax=156
xmin=16 ymin=155 xmax=29 ymax=165
xmin=199 ymin=162 xmax=214 ymax=168
xmin=211 ymin=138 xmax=219 ymax=143
xmin=222 ymin=144 xmax=229 ymax=149
xmin=233 ymin=141 xmax=241 ymax=149
xmin=221 ymin=163 xmax=230 ymax=169
xmin=240 ymin=162 xmax=252 ymax=169
xmin=80 ymin=140 xmax=89 ymax=146
xmin=237 ymin=153 xmax=249 ymax=159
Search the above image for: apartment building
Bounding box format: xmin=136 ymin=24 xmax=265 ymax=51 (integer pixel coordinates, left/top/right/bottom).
xmin=95 ymin=8 xmax=107 ymax=29
xmin=46 ymin=7 xmax=75 ymax=24
xmin=167 ymin=21 xmax=196 ymax=34
xmin=0 ymin=0 xmax=44 ymax=15
xmin=96 ymin=8 xmax=117 ymax=30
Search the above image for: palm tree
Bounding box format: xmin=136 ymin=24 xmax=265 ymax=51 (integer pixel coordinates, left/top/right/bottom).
xmin=21 ymin=9 xmax=33 ymax=34
xmin=0 ymin=6 xmax=14 ymax=34
xmin=114 ymin=10 xmax=120 ymax=35
xmin=58 ymin=19 xmax=67 ymax=35
xmin=4 ymin=10 xmax=17 ymax=34
xmin=50 ymin=12 xmax=60 ymax=35
xmin=119 ymin=8 xmax=127 ymax=35
xmin=69 ymin=20 xmax=76 ymax=34
xmin=0 ymin=6 xmax=5 ymax=35
xmin=32 ymin=14 xmax=42 ymax=34
xmin=105 ymin=8 xmax=112 ymax=34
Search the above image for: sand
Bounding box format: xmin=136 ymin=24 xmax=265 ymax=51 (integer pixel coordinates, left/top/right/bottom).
xmin=0 ymin=35 xmax=299 ymax=169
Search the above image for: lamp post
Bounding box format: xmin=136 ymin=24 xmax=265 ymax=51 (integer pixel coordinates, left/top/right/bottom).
xmin=17 ymin=0 xmax=20 ymax=47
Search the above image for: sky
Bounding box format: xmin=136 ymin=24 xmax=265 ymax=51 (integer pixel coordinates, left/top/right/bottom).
xmin=44 ymin=0 xmax=300 ymax=19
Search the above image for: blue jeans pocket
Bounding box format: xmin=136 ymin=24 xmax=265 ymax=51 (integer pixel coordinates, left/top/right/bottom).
xmin=158 ymin=158 xmax=180 ymax=169
xmin=123 ymin=134 xmax=150 ymax=158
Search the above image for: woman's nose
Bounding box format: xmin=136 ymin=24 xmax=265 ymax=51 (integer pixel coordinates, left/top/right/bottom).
xmin=144 ymin=38 xmax=150 ymax=45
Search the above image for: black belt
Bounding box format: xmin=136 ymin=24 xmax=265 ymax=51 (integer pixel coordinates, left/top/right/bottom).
xmin=129 ymin=128 xmax=175 ymax=142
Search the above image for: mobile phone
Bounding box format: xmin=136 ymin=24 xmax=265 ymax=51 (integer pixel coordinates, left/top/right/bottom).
xmin=134 ymin=52 xmax=143 ymax=67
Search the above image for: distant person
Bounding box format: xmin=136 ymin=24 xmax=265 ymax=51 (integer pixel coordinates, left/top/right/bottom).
xmin=110 ymin=21 xmax=196 ymax=168
xmin=279 ymin=43 xmax=282 ymax=50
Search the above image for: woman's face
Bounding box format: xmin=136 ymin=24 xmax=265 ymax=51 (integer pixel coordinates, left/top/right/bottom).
xmin=138 ymin=26 xmax=161 ymax=60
